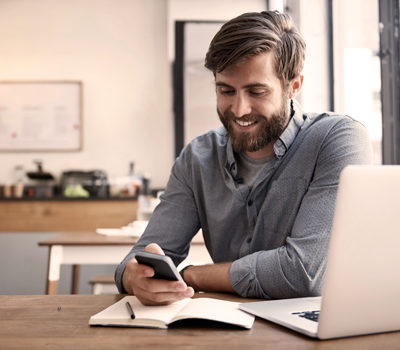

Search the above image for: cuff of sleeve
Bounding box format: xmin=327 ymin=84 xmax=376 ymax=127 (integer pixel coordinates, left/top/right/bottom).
xmin=231 ymin=248 xmax=312 ymax=299
xmin=179 ymin=264 xmax=193 ymax=282
xmin=230 ymin=254 xmax=271 ymax=299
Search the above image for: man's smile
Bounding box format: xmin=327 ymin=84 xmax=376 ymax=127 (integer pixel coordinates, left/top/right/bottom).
xmin=234 ymin=119 xmax=257 ymax=127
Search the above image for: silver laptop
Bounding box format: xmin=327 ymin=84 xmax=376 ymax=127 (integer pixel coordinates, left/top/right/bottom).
xmin=240 ymin=165 xmax=400 ymax=339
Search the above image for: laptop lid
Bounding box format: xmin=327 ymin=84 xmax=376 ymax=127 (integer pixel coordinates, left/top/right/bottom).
xmin=317 ymin=165 xmax=400 ymax=339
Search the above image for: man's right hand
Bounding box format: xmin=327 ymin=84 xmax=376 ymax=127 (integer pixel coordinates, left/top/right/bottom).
xmin=122 ymin=243 xmax=194 ymax=305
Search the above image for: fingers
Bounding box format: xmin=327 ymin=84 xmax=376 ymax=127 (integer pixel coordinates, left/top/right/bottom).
xmin=138 ymin=275 xmax=186 ymax=294
xmin=134 ymin=285 xmax=195 ymax=306
xmin=132 ymin=271 xmax=194 ymax=305
xmin=122 ymin=253 xmax=194 ymax=305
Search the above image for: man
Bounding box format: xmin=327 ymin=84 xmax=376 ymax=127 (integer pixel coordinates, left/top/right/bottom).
xmin=115 ymin=11 xmax=372 ymax=305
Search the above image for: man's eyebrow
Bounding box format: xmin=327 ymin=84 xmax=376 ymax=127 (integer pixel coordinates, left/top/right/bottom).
xmin=215 ymin=82 xmax=233 ymax=88
xmin=243 ymin=83 xmax=272 ymax=89
xmin=215 ymin=82 xmax=272 ymax=90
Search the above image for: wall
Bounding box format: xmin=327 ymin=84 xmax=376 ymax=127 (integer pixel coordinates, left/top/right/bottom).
xmin=0 ymin=0 xmax=172 ymax=188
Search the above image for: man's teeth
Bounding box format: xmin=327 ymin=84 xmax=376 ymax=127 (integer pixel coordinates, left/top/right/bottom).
xmin=236 ymin=120 xmax=256 ymax=127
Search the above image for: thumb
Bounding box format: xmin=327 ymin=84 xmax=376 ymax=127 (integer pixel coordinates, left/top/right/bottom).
xmin=144 ymin=243 xmax=165 ymax=255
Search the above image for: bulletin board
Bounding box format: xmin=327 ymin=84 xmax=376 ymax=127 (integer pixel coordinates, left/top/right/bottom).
xmin=0 ymin=81 xmax=82 ymax=152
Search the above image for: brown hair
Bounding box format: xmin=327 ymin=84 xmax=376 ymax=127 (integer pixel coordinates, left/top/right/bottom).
xmin=204 ymin=11 xmax=306 ymax=87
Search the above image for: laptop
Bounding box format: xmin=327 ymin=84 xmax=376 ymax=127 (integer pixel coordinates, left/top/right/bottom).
xmin=239 ymin=165 xmax=400 ymax=339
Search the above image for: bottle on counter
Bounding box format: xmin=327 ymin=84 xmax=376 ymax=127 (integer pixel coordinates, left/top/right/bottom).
xmin=109 ymin=161 xmax=143 ymax=198
xmin=137 ymin=175 xmax=160 ymax=221
xmin=12 ymin=165 xmax=25 ymax=198
xmin=128 ymin=162 xmax=143 ymax=197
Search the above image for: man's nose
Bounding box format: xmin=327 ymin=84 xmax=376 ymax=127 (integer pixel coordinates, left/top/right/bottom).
xmin=231 ymin=94 xmax=252 ymax=117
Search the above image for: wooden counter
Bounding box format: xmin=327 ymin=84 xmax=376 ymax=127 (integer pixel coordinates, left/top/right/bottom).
xmin=0 ymin=198 xmax=138 ymax=232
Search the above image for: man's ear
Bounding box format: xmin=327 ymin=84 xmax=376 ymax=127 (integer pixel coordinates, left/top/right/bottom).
xmin=289 ymin=75 xmax=304 ymax=99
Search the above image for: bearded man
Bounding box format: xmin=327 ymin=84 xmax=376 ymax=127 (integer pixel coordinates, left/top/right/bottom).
xmin=115 ymin=11 xmax=372 ymax=305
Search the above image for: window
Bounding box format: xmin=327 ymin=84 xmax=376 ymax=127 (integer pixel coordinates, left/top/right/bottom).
xmin=333 ymin=0 xmax=382 ymax=163
xmin=379 ymin=0 xmax=400 ymax=164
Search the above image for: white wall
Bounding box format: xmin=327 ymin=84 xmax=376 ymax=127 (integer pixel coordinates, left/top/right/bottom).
xmin=0 ymin=0 xmax=172 ymax=187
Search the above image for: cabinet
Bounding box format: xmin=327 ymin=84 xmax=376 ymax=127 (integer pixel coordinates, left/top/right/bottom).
xmin=0 ymin=199 xmax=138 ymax=232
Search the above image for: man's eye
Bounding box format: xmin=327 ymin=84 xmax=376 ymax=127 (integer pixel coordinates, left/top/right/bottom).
xmin=249 ymin=90 xmax=267 ymax=96
xmin=219 ymin=89 xmax=235 ymax=95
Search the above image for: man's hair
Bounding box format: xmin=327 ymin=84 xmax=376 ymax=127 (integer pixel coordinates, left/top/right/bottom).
xmin=204 ymin=11 xmax=306 ymax=87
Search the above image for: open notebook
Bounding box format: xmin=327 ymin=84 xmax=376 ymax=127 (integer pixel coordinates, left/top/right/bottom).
xmin=90 ymin=295 xmax=254 ymax=329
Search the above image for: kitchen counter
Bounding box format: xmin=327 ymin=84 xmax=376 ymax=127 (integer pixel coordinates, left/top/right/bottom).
xmin=0 ymin=196 xmax=137 ymax=201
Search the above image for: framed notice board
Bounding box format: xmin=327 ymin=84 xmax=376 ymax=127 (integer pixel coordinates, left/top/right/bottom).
xmin=0 ymin=81 xmax=82 ymax=152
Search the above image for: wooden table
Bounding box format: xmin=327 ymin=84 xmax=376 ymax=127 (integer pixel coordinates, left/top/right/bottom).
xmin=1 ymin=293 xmax=399 ymax=350
xmin=38 ymin=232 xmax=211 ymax=295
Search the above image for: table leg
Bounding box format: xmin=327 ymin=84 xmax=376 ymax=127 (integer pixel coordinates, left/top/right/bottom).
xmin=71 ymin=265 xmax=81 ymax=294
xmin=46 ymin=245 xmax=63 ymax=295
xmin=46 ymin=280 xmax=59 ymax=295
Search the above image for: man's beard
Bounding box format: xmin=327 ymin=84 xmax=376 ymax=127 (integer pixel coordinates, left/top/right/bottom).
xmin=218 ymin=97 xmax=291 ymax=154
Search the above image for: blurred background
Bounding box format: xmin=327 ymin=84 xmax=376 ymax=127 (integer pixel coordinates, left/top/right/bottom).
xmin=0 ymin=0 xmax=397 ymax=294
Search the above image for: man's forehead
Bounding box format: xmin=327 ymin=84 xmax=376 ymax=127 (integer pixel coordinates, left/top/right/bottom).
xmin=215 ymin=71 xmax=279 ymax=91
xmin=215 ymin=52 xmax=279 ymax=82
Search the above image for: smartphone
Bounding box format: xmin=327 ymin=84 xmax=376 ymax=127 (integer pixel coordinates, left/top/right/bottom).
xmin=135 ymin=251 xmax=183 ymax=282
